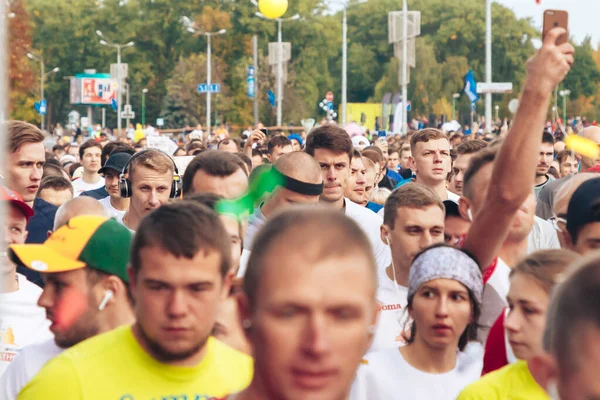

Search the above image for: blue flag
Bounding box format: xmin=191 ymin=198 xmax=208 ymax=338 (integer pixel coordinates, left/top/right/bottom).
xmin=267 ymin=90 xmax=276 ymax=107
xmin=463 ymin=69 xmax=479 ymax=103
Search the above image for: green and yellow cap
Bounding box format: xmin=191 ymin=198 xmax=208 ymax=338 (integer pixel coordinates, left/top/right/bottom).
xmin=9 ymin=215 xmax=133 ymax=283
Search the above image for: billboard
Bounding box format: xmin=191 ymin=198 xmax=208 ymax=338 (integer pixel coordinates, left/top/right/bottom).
xmin=70 ymin=76 xmax=117 ymax=105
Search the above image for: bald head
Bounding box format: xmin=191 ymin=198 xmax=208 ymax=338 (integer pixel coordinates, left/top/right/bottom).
xmin=274 ymin=152 xmax=323 ymax=184
xmin=579 ymin=126 xmax=600 ymax=170
xmin=54 ymin=197 xmax=111 ymax=230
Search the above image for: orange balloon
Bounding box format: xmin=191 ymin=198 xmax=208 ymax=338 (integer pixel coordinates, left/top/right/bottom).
xmin=258 ymin=0 xmax=288 ymax=19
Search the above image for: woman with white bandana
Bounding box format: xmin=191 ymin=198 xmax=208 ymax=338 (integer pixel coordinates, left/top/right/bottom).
xmin=350 ymin=245 xmax=484 ymax=400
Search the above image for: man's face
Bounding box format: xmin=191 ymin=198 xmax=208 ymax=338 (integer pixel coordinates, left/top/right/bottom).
xmin=130 ymin=245 xmax=230 ymax=363
xmin=453 ymin=153 xmax=475 ymax=195
xmin=269 ymin=145 xmax=293 ymax=163
xmin=580 ymin=129 xmax=600 ymax=170
xmin=399 ymin=149 xmax=412 ymax=170
xmin=313 ymin=149 xmax=350 ymax=204
xmin=37 ymin=188 xmax=73 ymax=207
xmin=537 ymin=143 xmax=554 ymax=177
xmin=246 ymin=249 xmax=378 ymax=400
xmin=410 ymin=139 xmax=451 ymax=184
xmin=363 ymin=167 xmax=377 ymax=205
xmin=383 ymin=205 xmax=445 ymax=270
xmin=345 ymin=157 xmax=366 ymax=204
xmin=8 ymin=142 xmax=46 ymax=203
xmin=387 ymin=151 xmax=400 ymax=171
xmin=291 ymin=139 xmax=302 ymax=152
xmin=103 ymin=170 xmax=121 ymax=199
xmin=220 ymin=215 xmax=242 ymax=272
xmin=3 ymin=205 xmax=28 ymax=275
xmin=67 ymin=146 xmax=80 ymax=161
xmin=130 ymin=166 xmax=173 ymax=217
xmin=191 ymin=169 xmax=248 ymax=199
xmin=37 ymin=269 xmax=102 ymax=348
xmin=375 ymin=139 xmax=388 ymax=158
xmin=444 ymin=215 xmax=470 ymax=247
xmin=570 ymin=222 xmax=600 ymax=255
xmin=218 ymin=141 xmax=238 ymax=153
xmin=559 ymin=155 xmax=578 ymax=177
xmin=82 ymin=147 xmax=102 ymax=174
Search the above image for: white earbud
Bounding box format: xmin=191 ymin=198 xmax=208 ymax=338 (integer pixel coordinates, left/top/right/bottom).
xmin=98 ymin=290 xmax=114 ymax=311
xmin=384 ymin=235 xmax=390 ymax=246
xmin=467 ymin=209 xmax=473 ymax=222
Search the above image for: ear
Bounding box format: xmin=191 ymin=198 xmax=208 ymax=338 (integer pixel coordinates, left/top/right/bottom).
xmin=563 ymin=229 xmax=576 ymax=251
xmin=237 ymin=292 xmax=252 ymax=340
xmin=458 ymin=196 xmax=472 ymax=221
xmin=408 ymin=156 xmax=417 ymax=171
xmin=380 ymin=224 xmax=391 ymax=246
xmin=221 ymin=271 xmax=234 ymax=300
xmin=528 ymin=353 xmax=558 ymax=392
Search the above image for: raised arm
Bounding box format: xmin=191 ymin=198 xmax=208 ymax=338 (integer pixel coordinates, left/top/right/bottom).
xmin=464 ymin=28 xmax=574 ymax=269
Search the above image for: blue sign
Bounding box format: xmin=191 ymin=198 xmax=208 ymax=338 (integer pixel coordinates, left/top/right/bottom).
xmin=110 ymin=98 xmax=118 ymax=111
xmin=197 ymin=83 xmax=221 ymax=93
xmin=34 ymin=100 xmax=47 ymax=115
xmin=406 ymin=101 xmax=411 ymax=111
xmin=247 ymin=66 xmax=255 ymax=99
xmin=267 ymin=90 xmax=276 ymax=107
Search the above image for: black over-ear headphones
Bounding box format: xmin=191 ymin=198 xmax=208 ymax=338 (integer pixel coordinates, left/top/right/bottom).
xmin=119 ymin=149 xmax=182 ymax=199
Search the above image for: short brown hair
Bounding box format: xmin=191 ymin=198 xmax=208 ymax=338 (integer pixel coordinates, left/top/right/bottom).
xmin=267 ymin=135 xmax=292 ymax=154
xmin=556 ymin=149 xmax=575 ymax=164
xmin=244 ymin=207 xmax=377 ymax=309
xmin=182 ymin=150 xmax=245 ymax=196
xmin=383 ymin=183 xmax=444 ymax=229
xmin=362 ymin=149 xmax=383 ymax=165
xmin=79 ymin=139 xmax=102 ymax=159
xmin=128 ymin=149 xmax=174 ymax=182
xmin=8 ymin=120 xmax=45 ymax=154
xmin=131 ymin=201 xmax=231 ymax=278
xmin=398 ymin=146 xmax=411 ymax=159
xmin=510 ymin=249 xmax=579 ymax=294
xmin=217 ymin=138 xmax=240 ymax=151
xmin=462 ymin=146 xmax=499 ymax=200
xmin=456 ymin=139 xmax=488 ymax=156
xmin=410 ymin=128 xmax=448 ymax=154
xmin=37 ymin=176 xmax=74 ymax=195
xmin=305 ymin=125 xmax=353 ymax=161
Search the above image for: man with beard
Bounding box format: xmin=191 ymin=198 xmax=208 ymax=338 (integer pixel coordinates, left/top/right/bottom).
xmin=344 ymin=150 xmax=368 ymax=206
xmin=534 ymin=132 xmax=555 ymax=199
xmin=18 ymin=202 xmax=252 ymax=399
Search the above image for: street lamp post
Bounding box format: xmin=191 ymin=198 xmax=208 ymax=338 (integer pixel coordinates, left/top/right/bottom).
xmin=342 ymin=8 xmax=347 ymax=127
xmin=142 ymin=88 xmax=148 ymax=125
xmin=494 ymin=104 xmax=499 ymax=121
xmin=559 ymin=89 xmax=571 ymax=125
xmin=255 ymin=12 xmax=300 ymax=127
xmin=96 ymin=30 xmax=134 ymax=137
xmin=27 ymin=52 xmax=59 ymax=131
xmin=452 ymin=93 xmax=460 ymax=121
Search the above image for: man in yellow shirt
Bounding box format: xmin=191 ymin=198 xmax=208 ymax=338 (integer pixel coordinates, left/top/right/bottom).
xmin=18 ymin=201 xmax=253 ymax=399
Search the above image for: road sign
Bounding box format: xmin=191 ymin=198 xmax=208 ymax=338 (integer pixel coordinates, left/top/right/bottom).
xmin=476 ymin=82 xmax=513 ymax=94
xmin=247 ymin=66 xmax=255 ymax=98
xmin=110 ymin=64 xmax=128 ymax=80
xmin=156 ymin=118 xmax=164 ymax=127
xmin=197 ymin=83 xmax=221 ymax=93
xmin=110 ymin=98 xmax=117 ymax=111
xmin=121 ymin=104 xmax=135 ymax=119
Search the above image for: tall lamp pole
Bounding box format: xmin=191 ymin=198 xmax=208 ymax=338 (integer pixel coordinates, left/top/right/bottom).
xmin=27 ymin=52 xmax=59 ymax=131
xmin=142 ymin=88 xmax=148 ymax=125
xmin=255 ymin=12 xmax=300 ymax=127
xmin=559 ymin=89 xmax=571 ymax=125
xmin=485 ymin=0 xmax=492 ymax=133
xmin=342 ymin=8 xmax=347 ymax=127
xmin=96 ymin=30 xmax=134 ymax=136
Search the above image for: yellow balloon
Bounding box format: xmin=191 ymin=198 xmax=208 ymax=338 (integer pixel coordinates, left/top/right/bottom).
xmin=258 ymin=0 xmax=288 ymax=19
xmin=565 ymin=134 xmax=600 ymax=159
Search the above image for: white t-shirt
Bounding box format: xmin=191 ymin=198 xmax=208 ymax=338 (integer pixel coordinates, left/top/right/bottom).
xmin=99 ymin=196 xmax=127 ymax=220
xmin=350 ymin=343 xmax=484 ymax=400
xmin=446 ymin=190 xmax=460 ymax=203
xmin=0 ymin=339 xmax=62 ymax=400
xmin=0 ymin=274 xmax=52 ymax=378
xmin=527 ymin=216 xmax=560 ymax=254
xmin=71 ymin=176 xmax=105 ymax=197
xmin=115 ymin=213 xmax=135 ymax=233
xmin=345 ymin=198 xmax=391 ymax=271
xmin=478 ymin=258 xmax=511 ymax=344
xmin=369 ymin=267 xmax=408 ymax=353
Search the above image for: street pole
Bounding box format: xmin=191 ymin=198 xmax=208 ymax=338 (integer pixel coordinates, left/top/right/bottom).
xmin=102 ymin=107 xmax=106 ymax=128
xmin=117 ymin=45 xmax=122 ymax=136
xmin=253 ymin=35 xmax=259 ymax=127
xmin=142 ymin=88 xmax=147 ymax=125
xmin=206 ymin=34 xmax=212 ymax=140
xmin=452 ymin=97 xmax=456 ymax=121
xmin=277 ymin=19 xmax=283 ymax=127
xmin=40 ymin=57 xmax=45 ymax=131
xmin=341 ymin=8 xmax=347 ymax=127
xmin=401 ymin=0 xmax=408 ymax=135
xmin=125 ymin=83 xmax=131 ymax=129
xmin=485 ymin=0 xmax=492 ymax=133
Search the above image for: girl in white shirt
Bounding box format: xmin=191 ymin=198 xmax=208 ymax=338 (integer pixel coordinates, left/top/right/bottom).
xmin=351 ymin=244 xmax=484 ymax=400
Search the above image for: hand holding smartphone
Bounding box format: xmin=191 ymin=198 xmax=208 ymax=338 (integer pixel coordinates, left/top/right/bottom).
xmin=542 ymin=10 xmax=568 ymax=45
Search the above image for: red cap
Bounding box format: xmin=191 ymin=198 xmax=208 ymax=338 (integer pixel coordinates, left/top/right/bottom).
xmin=1 ymin=186 xmax=35 ymax=221
xmin=584 ymin=165 xmax=600 ymax=174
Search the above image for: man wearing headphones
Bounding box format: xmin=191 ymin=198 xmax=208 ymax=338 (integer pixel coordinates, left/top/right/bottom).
xmin=1 ymin=215 xmax=134 ymax=399
xmin=117 ymin=149 xmax=181 ymax=232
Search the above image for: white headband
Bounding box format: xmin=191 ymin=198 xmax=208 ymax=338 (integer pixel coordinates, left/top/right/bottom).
xmin=408 ymin=246 xmax=483 ymax=305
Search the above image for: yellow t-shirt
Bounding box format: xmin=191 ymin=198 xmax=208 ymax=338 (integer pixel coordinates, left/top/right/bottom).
xmin=457 ymin=360 xmax=549 ymax=400
xmin=18 ymin=325 xmax=253 ymax=400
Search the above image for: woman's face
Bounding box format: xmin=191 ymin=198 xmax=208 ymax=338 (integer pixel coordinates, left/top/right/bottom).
xmin=505 ymin=273 xmax=549 ymax=361
xmin=409 ymin=278 xmax=473 ymax=349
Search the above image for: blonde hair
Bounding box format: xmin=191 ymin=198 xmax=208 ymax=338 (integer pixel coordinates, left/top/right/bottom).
xmin=129 ymin=149 xmax=174 ymax=180
xmin=370 ymin=187 xmax=391 ymax=205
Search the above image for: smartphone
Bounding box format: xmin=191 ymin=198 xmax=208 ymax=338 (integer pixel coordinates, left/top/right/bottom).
xmin=542 ymin=10 xmax=568 ymax=45
xmin=260 ymin=128 xmax=268 ymax=136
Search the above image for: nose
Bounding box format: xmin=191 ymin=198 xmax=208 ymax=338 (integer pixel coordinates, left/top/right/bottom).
xmin=302 ymin=313 xmax=331 ymax=359
xmin=504 ymin=308 xmax=521 ymax=333
xmin=148 ymin=190 xmax=161 ymax=206
xmin=433 ymin=151 xmax=442 ymax=163
xmin=435 ymin=296 xmax=449 ymax=318
xmin=37 ymin=287 xmax=53 ymax=310
xmin=455 ymin=170 xmax=464 ymax=184
xmin=420 ymin=231 xmax=435 ymax=249
xmin=32 ymin=165 xmax=43 ymax=181
xmin=326 ymin=167 xmax=337 ymax=182
xmin=166 ymin=290 xmax=187 ymax=318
